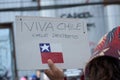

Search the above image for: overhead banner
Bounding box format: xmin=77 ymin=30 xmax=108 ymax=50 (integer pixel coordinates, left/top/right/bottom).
xmin=15 ymin=16 xmax=90 ymax=70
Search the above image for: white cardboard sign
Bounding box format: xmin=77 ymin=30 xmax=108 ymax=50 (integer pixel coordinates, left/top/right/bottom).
xmin=14 ymin=16 xmax=90 ymax=70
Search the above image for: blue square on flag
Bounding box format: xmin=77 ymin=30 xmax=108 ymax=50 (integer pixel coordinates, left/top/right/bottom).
xmin=39 ymin=43 xmax=51 ymax=53
xmin=39 ymin=43 xmax=64 ymax=64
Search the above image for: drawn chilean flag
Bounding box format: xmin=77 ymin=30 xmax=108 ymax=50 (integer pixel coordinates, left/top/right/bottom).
xmin=39 ymin=43 xmax=64 ymax=64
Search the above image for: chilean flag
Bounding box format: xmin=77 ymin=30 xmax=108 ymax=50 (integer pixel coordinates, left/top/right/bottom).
xmin=39 ymin=43 xmax=64 ymax=64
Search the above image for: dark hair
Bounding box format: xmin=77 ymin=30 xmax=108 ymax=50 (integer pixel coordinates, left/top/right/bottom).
xmin=85 ymin=56 xmax=120 ymax=80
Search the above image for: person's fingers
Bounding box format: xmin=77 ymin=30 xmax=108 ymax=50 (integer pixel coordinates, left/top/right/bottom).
xmin=45 ymin=59 xmax=64 ymax=80
xmin=45 ymin=69 xmax=53 ymax=78
xmin=47 ymin=59 xmax=57 ymax=71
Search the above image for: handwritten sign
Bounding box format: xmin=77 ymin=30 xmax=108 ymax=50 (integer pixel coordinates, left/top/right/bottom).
xmin=14 ymin=16 xmax=90 ymax=70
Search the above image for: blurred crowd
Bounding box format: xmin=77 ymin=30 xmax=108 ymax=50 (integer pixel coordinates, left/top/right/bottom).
xmin=20 ymin=70 xmax=41 ymax=80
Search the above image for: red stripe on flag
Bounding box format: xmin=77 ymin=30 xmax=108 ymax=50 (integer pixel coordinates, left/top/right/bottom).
xmin=41 ymin=52 xmax=64 ymax=64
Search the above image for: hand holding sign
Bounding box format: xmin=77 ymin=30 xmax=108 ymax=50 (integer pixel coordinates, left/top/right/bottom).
xmin=45 ymin=59 xmax=64 ymax=80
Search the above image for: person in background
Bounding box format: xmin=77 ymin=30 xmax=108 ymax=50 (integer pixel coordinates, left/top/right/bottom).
xmin=30 ymin=74 xmax=37 ymax=80
xmin=0 ymin=70 xmax=10 ymax=80
xmin=36 ymin=70 xmax=41 ymax=80
xmin=44 ymin=26 xmax=120 ymax=80
xmin=20 ymin=76 xmax=28 ymax=80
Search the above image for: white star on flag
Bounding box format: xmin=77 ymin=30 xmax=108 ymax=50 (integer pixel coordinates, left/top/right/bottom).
xmin=41 ymin=44 xmax=50 ymax=52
